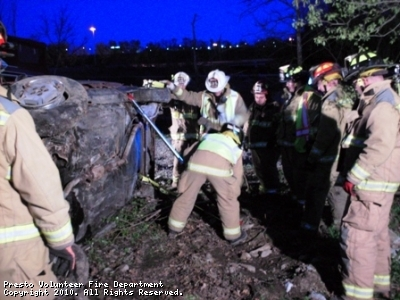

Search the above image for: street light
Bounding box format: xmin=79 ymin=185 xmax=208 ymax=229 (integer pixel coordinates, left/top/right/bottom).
xmin=89 ymin=26 xmax=96 ymax=37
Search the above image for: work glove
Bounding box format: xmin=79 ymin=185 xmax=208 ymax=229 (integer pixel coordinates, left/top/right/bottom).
xmin=343 ymin=180 xmax=356 ymax=196
xmin=49 ymin=245 xmax=76 ymax=277
xmin=160 ymin=80 xmax=175 ymax=91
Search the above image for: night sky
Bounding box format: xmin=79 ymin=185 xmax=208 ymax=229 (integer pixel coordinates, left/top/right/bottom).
xmin=1 ymin=0 xmax=292 ymax=48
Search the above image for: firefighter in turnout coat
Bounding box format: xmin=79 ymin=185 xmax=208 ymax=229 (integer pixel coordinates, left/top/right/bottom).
xmin=339 ymin=52 xmax=400 ymax=300
xmin=164 ymin=69 xmax=249 ymax=134
xmin=300 ymin=62 xmax=354 ymax=234
xmin=168 ymin=123 xmax=247 ymax=245
xmin=168 ymin=72 xmax=200 ymax=189
xmin=244 ymin=80 xmax=281 ymax=194
xmin=0 ymin=86 xmax=75 ymax=299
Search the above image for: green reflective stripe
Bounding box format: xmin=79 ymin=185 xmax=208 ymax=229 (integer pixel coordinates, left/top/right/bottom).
xmin=182 ymin=113 xmax=198 ymax=119
xmin=319 ymin=155 xmax=338 ymax=163
xmin=168 ymin=217 xmax=186 ymax=229
xmin=250 ymin=120 xmax=272 ymax=128
xmin=6 ymin=166 xmax=11 ymax=180
xmin=310 ymin=147 xmax=323 ymax=155
xmin=0 ymin=111 xmax=10 ymax=125
xmin=373 ymin=274 xmax=390 ymax=286
xmin=171 ymin=111 xmax=184 ymax=119
xmin=42 ymin=220 xmax=73 ymax=243
xmin=175 ymin=88 xmax=183 ymax=97
xmin=0 ymin=224 xmax=40 ymax=244
xmin=342 ymin=134 xmax=366 ymax=148
xmin=188 ymin=162 xmax=232 ymax=177
xmin=350 ymin=163 xmax=370 ymax=181
xmin=344 ymin=283 xmax=373 ymax=299
xmin=249 ymin=142 xmax=268 ymax=148
xmin=223 ymin=226 xmax=241 ymax=236
xmin=172 ymin=175 xmax=179 ymax=183
xmin=357 ymin=180 xmax=399 ymax=193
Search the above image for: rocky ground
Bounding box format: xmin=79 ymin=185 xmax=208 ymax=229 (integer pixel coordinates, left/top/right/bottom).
xmin=57 ymin=136 xmax=400 ymax=300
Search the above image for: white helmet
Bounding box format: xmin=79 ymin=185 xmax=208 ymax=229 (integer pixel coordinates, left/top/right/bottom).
xmin=205 ymin=69 xmax=230 ymax=93
xmin=173 ymin=72 xmax=190 ymax=87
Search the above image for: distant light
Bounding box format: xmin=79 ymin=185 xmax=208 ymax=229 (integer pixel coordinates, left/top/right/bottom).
xmin=65 ymin=48 xmax=68 ymax=51
xmin=212 ymin=43 xmax=218 ymax=47
xmin=89 ymin=26 xmax=96 ymax=37
xmin=236 ymin=44 xmax=239 ymax=48
xmin=110 ymin=45 xmax=120 ymax=49
xmin=207 ymin=46 xmax=211 ymax=50
xmin=166 ymin=47 xmax=169 ymax=50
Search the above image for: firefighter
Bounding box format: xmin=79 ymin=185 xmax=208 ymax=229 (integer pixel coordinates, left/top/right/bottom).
xmin=163 ymin=69 xmax=249 ymax=133
xmin=168 ymin=123 xmax=247 ymax=246
xmin=243 ymin=80 xmax=281 ymax=194
xmin=338 ymin=52 xmax=400 ymax=300
xmin=276 ymin=64 xmax=320 ymax=206
xmin=0 ymin=56 xmax=76 ymax=299
xmin=168 ymin=72 xmax=200 ymax=189
xmin=300 ymin=62 xmax=354 ymax=235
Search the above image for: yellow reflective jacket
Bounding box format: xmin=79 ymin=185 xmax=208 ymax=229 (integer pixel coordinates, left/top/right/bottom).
xmin=0 ymin=94 xmax=74 ymax=249
xmin=173 ymin=83 xmax=249 ymax=132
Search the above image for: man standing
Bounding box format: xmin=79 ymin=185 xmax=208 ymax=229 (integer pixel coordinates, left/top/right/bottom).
xmin=164 ymin=69 xmax=249 ymax=133
xmin=339 ymin=52 xmax=400 ymax=300
xmin=168 ymin=123 xmax=247 ymax=245
xmin=168 ymin=72 xmax=200 ymax=189
xmin=0 ymin=68 xmax=76 ymax=298
xmin=300 ymin=62 xmax=354 ymax=235
xmin=0 ymin=25 xmax=76 ymax=299
xmin=244 ymin=80 xmax=281 ymax=194
xmin=277 ymin=64 xmax=321 ymax=206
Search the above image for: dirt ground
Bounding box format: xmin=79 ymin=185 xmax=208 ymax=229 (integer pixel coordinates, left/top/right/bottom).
xmin=57 ymin=136 xmax=400 ymax=300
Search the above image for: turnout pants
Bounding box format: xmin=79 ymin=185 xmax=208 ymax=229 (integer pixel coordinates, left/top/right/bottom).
xmin=0 ymin=238 xmax=57 ymax=300
xmin=251 ymin=147 xmax=280 ymax=191
xmin=169 ymin=155 xmax=243 ymax=241
xmin=280 ymin=146 xmax=296 ymax=197
xmin=302 ymin=163 xmax=333 ymax=231
xmin=340 ymin=193 xmax=393 ymax=300
xmin=171 ymin=139 xmax=194 ymax=186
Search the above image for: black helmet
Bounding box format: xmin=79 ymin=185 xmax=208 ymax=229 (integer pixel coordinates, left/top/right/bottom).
xmin=279 ymin=64 xmax=309 ymax=85
xmin=220 ymin=123 xmax=244 ymax=147
xmin=344 ymin=52 xmax=389 ymax=81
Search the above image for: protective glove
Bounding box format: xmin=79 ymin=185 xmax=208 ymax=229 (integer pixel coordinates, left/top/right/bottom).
xmin=49 ymin=245 xmax=76 ymax=277
xmin=72 ymin=244 xmax=89 ymax=285
xmin=343 ymin=180 xmax=356 ymax=196
xmin=160 ymin=80 xmax=175 ymax=91
xmin=197 ymin=117 xmax=212 ymax=133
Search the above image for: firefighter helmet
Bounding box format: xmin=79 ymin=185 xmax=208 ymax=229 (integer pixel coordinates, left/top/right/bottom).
xmin=220 ymin=123 xmax=244 ymax=147
xmin=311 ymin=62 xmax=343 ymax=84
xmin=205 ymin=69 xmax=230 ymax=93
xmin=345 ymin=52 xmax=389 ymax=81
xmin=251 ymin=80 xmax=268 ymax=94
xmin=279 ymin=64 xmax=309 ymax=85
xmin=0 ymin=21 xmax=13 ymax=57
xmin=173 ymin=71 xmax=190 ymax=87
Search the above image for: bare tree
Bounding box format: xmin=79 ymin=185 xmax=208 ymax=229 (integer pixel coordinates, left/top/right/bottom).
xmin=241 ymin=0 xmax=308 ymax=65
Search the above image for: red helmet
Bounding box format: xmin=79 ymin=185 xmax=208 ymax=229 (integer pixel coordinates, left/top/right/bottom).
xmin=251 ymin=80 xmax=268 ymax=94
xmin=311 ymin=62 xmax=342 ymax=84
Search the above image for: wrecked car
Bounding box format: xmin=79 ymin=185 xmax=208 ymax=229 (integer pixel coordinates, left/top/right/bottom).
xmin=9 ymin=76 xmax=170 ymax=241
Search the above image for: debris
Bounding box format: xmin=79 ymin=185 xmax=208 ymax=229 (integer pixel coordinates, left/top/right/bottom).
xmin=309 ymin=291 xmax=327 ymax=300
xmin=249 ymin=243 xmax=272 ymax=257
xmin=284 ymin=281 xmax=294 ymax=293
xmin=239 ymin=263 xmax=256 ymax=273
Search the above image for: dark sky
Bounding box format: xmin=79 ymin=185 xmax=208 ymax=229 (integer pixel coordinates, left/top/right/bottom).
xmin=2 ymin=0 xmax=292 ymax=48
